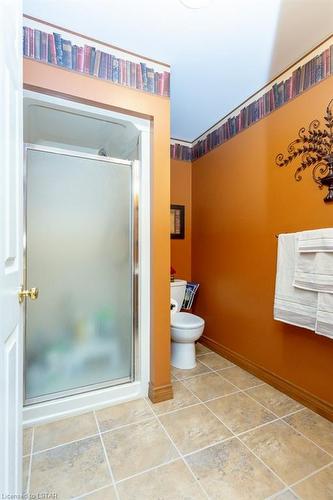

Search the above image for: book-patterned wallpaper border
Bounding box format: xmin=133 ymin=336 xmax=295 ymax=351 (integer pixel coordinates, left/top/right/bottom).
xmin=171 ymin=35 xmax=333 ymax=162
xmin=170 ymin=140 xmax=192 ymax=162
xmin=23 ymin=16 xmax=170 ymax=97
xmin=23 ymin=17 xmax=332 ymax=159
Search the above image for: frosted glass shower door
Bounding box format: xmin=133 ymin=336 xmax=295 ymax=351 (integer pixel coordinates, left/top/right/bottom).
xmin=25 ymin=147 xmax=135 ymax=403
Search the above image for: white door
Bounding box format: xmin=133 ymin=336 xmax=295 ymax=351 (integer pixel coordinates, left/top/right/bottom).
xmin=0 ymin=0 xmax=24 ymax=494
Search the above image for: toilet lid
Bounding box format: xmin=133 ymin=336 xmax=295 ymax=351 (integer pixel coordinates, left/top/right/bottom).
xmin=171 ymin=312 xmax=204 ymax=330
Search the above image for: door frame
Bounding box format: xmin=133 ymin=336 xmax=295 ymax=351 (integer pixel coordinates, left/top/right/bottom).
xmin=22 ymin=92 xmax=150 ymax=426
xmin=0 ymin=0 xmax=23 ymax=493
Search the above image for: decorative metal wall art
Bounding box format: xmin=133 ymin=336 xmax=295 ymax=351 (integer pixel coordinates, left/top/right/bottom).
xmin=276 ymin=99 xmax=333 ymax=202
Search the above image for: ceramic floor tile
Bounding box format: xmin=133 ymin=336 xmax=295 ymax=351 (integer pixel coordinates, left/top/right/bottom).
xmin=199 ymin=352 xmax=234 ymax=370
xmin=183 ymin=372 xmax=237 ymax=402
xmin=82 ymin=485 xmax=117 ymax=499
xmin=23 ymin=456 xmax=30 ymax=495
xmin=159 ymin=403 xmax=231 ymax=454
xmin=171 ymin=359 xmax=212 ymax=380
xmin=292 ymin=464 xmax=333 ymax=500
xmin=33 ymin=411 xmax=98 ymax=452
xmin=206 ymin=391 xmax=276 ymax=434
xmin=117 ymin=459 xmax=206 ymax=500
xmin=148 ymin=381 xmax=199 ymax=415
xmin=240 ymin=420 xmax=331 ymax=484
xmin=219 ymin=366 xmax=263 ymax=389
xmin=196 ymin=342 xmax=211 ymax=355
xmin=273 ymin=490 xmax=299 ymax=500
xmin=30 ymin=435 xmax=110 ymax=499
xmin=25 ymin=374 xmax=333 ymax=499
xmin=186 ymin=437 xmax=283 ymax=499
xmin=23 ymin=427 xmax=33 ymax=456
xmin=246 ymin=384 xmax=304 ymax=417
xmin=96 ymin=398 xmax=153 ymax=432
xmin=102 ymin=418 xmax=178 ymax=481
xmin=284 ymin=408 xmax=333 ymax=455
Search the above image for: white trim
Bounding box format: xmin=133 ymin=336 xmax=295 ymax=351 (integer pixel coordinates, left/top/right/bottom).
xmin=22 ymin=91 xmax=150 ymax=426
xmin=24 ymin=142 xmax=133 ymax=165
xmin=138 ymin=128 xmax=150 ymax=392
xmin=23 ymin=381 xmax=145 ymax=427
xmin=23 ymin=89 xmax=150 ymax=133
xmin=170 ymin=138 xmax=192 ymax=147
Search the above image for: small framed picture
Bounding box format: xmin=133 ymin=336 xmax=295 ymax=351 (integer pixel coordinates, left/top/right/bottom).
xmin=170 ymin=204 xmax=185 ymax=239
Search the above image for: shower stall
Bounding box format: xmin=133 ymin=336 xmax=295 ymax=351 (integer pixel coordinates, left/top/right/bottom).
xmin=23 ymin=91 xmax=150 ymax=424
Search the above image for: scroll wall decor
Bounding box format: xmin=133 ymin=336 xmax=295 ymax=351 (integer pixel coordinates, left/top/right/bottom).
xmin=276 ymin=99 xmax=333 ymax=202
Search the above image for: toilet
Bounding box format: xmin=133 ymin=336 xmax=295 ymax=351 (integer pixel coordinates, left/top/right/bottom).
xmin=170 ymin=279 xmax=205 ymax=369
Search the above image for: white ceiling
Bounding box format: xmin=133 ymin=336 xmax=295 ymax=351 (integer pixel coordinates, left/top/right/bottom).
xmin=23 ymin=0 xmax=333 ymax=141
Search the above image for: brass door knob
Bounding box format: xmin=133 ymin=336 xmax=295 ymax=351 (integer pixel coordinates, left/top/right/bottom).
xmin=18 ymin=285 xmax=39 ymax=304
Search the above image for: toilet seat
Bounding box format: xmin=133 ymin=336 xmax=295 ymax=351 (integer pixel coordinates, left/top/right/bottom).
xmin=171 ymin=312 xmax=205 ymax=330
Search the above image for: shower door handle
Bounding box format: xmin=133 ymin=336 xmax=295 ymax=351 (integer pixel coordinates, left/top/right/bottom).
xmin=18 ymin=285 xmax=39 ymax=304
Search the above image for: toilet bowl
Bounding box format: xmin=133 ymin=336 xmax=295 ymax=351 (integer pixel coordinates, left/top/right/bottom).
xmin=170 ymin=280 xmax=205 ymax=369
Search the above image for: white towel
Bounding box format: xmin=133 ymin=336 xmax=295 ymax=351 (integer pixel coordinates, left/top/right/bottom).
xmin=316 ymin=293 xmax=333 ymax=339
xmin=294 ymin=228 xmax=333 ymax=340
xmin=274 ymin=233 xmax=317 ymax=331
xmin=294 ymin=251 xmax=333 ymax=293
xmin=297 ymin=228 xmax=333 ymax=253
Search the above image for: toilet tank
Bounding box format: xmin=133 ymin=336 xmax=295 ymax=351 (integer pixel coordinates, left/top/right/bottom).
xmin=171 ymin=279 xmax=187 ymax=312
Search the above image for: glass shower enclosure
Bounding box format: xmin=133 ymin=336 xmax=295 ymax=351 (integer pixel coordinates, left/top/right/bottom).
xmin=24 ymin=144 xmax=138 ymax=404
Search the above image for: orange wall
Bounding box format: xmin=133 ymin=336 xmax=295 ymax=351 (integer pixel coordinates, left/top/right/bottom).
xmin=24 ymin=59 xmax=171 ymax=394
xmin=192 ymin=76 xmax=333 ymax=407
xmin=170 ymin=159 xmax=192 ymax=281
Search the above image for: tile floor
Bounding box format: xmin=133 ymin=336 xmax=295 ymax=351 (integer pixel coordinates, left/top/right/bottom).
xmin=23 ymin=343 xmax=333 ymax=500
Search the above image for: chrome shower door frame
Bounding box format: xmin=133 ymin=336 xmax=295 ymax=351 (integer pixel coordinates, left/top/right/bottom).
xmin=23 ymin=143 xmax=139 ymax=405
